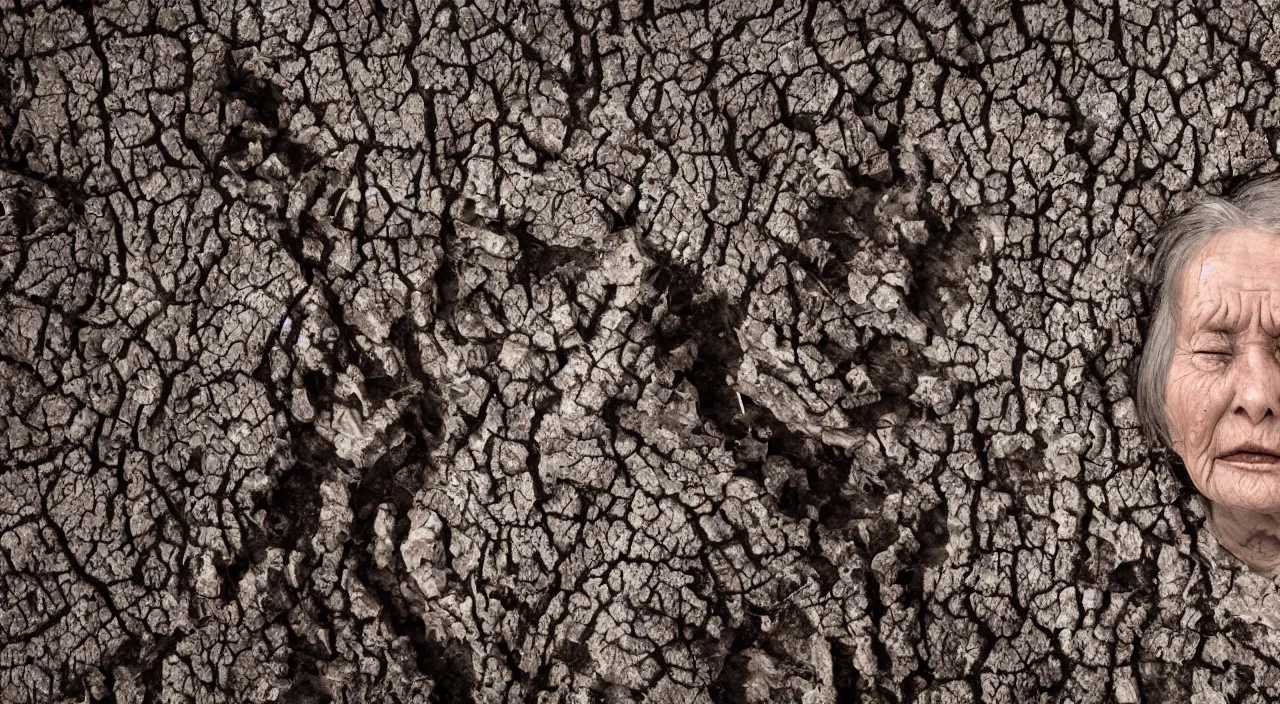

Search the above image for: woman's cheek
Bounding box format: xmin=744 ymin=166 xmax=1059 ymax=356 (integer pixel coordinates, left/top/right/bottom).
xmin=1168 ymin=360 xmax=1229 ymax=456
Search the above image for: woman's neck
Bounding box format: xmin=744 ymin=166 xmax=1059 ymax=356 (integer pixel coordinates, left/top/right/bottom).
xmin=1208 ymin=500 xmax=1280 ymax=576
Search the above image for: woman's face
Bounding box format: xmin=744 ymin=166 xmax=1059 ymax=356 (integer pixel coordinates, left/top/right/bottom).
xmin=1165 ymin=228 xmax=1280 ymax=514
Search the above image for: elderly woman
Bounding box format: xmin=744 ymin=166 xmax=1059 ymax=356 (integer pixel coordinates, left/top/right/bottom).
xmin=1137 ymin=175 xmax=1280 ymax=575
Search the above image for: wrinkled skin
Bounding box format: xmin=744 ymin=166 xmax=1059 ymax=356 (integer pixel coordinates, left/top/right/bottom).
xmin=1166 ymin=228 xmax=1280 ymax=570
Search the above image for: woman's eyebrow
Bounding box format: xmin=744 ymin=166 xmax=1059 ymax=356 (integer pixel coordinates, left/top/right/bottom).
xmin=1188 ymin=322 xmax=1238 ymax=337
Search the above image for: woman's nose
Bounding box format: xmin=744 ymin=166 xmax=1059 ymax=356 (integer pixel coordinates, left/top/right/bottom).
xmin=1235 ymin=344 xmax=1280 ymax=424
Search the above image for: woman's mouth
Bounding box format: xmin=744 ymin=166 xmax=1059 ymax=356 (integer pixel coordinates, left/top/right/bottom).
xmin=1219 ymin=451 xmax=1280 ymax=468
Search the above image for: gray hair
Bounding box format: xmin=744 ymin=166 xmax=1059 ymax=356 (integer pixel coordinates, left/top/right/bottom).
xmin=1135 ymin=175 xmax=1280 ymax=451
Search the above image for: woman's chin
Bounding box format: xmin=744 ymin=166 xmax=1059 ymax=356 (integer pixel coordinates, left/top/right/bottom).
xmin=1210 ymin=492 xmax=1280 ymax=518
xmin=1203 ymin=465 xmax=1280 ymax=515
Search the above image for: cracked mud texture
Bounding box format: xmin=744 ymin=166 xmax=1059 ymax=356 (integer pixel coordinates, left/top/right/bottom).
xmin=5 ymin=0 xmax=1280 ymax=702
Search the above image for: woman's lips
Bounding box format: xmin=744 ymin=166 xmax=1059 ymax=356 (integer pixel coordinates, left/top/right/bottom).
xmin=1218 ymin=451 xmax=1280 ymax=467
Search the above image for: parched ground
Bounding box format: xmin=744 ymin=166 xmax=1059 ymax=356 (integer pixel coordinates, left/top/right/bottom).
xmin=3 ymin=0 xmax=1280 ymax=702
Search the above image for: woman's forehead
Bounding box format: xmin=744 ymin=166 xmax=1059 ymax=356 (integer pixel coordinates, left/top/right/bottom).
xmin=1184 ymin=231 xmax=1280 ymax=293
xmin=1178 ymin=232 xmax=1280 ymax=330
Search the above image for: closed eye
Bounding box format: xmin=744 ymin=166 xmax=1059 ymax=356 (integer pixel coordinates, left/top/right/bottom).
xmin=1193 ymin=349 xmax=1233 ymax=365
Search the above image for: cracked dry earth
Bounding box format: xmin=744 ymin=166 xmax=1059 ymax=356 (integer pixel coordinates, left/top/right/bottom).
xmin=8 ymin=0 xmax=1280 ymax=702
